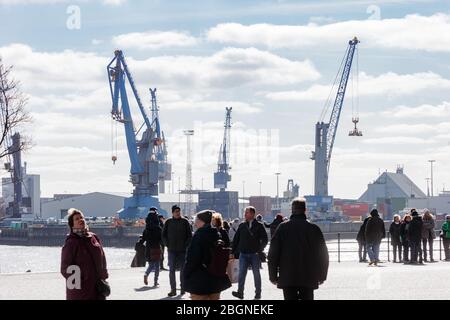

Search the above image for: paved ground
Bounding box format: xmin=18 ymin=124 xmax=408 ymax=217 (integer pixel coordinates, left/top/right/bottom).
xmin=1 ymin=260 xmax=450 ymax=300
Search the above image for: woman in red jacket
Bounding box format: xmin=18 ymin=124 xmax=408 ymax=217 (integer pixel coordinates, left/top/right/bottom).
xmin=60 ymin=208 xmax=109 ymax=300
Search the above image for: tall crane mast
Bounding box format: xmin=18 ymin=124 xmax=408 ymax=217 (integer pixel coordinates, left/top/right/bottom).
xmin=311 ymin=37 xmax=360 ymax=197
xmin=214 ymin=107 xmax=232 ymax=192
xmin=107 ymin=50 xmax=167 ymax=219
xmin=149 ymin=88 xmax=171 ymax=193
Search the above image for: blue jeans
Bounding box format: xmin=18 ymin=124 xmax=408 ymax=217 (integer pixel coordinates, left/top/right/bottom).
xmin=367 ymin=242 xmax=381 ymax=262
xmin=168 ymin=251 xmax=186 ymax=291
xmin=144 ymin=260 xmax=160 ymax=283
xmin=238 ymin=253 xmax=261 ymax=295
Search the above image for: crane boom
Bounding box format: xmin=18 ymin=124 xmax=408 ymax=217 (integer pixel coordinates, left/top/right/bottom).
xmin=107 ymin=50 xmax=167 ymax=218
xmin=311 ymin=37 xmax=359 ymax=197
xmin=214 ymin=107 xmax=232 ymax=191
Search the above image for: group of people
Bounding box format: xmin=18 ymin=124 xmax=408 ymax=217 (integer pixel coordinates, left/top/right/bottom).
xmin=60 ymin=198 xmax=329 ymax=300
xmin=357 ymin=208 xmax=450 ymax=265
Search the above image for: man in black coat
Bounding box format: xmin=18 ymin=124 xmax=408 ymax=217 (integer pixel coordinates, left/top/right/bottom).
xmin=162 ymin=204 xmax=193 ymax=297
xmin=268 ymin=198 xmax=329 ymax=300
xmin=365 ymin=209 xmax=385 ymax=266
xmin=264 ymin=214 xmax=283 ymax=239
xmin=356 ymin=216 xmax=369 ymax=262
xmin=183 ymin=210 xmax=231 ymax=300
xmin=231 ymin=206 xmax=268 ymax=300
xmin=408 ymin=209 xmax=423 ymax=264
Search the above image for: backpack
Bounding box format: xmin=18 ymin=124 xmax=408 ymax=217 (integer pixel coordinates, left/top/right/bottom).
xmin=206 ymin=235 xmax=231 ymax=277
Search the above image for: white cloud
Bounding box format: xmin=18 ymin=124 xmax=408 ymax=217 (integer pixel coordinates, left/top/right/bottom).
xmin=362 ymin=137 xmax=434 ymax=145
xmin=0 ymin=0 xmax=126 ymax=5
xmin=207 ymin=13 xmax=450 ymax=52
xmin=265 ymin=71 xmax=450 ymax=101
xmin=91 ymin=39 xmax=104 ymax=45
xmin=374 ymin=122 xmax=450 ymax=135
xmin=381 ymin=101 xmax=450 ymax=118
xmin=112 ymin=31 xmax=198 ymax=50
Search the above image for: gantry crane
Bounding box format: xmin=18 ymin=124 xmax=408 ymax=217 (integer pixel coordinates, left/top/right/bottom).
xmin=311 ymin=37 xmax=361 ymax=197
xmin=107 ymin=50 xmax=167 ymax=219
xmin=214 ymin=107 xmax=232 ymax=191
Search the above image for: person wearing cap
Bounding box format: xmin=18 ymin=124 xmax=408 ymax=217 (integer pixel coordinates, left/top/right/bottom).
xmin=268 ymin=197 xmax=328 ymax=300
xmin=441 ymin=215 xmax=450 ymax=261
xmin=162 ymin=204 xmax=192 ymax=297
xmin=364 ymin=209 xmax=385 ymax=266
xmin=408 ymin=209 xmax=424 ymax=264
xmin=389 ymin=214 xmax=402 ymax=263
xmin=183 ymin=210 xmax=231 ymax=300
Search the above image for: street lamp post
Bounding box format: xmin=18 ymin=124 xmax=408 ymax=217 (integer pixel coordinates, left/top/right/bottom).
xmin=275 ymin=172 xmax=281 ymax=209
xmin=242 ymin=180 xmax=245 ymax=205
xmin=259 ymin=181 xmax=262 ymax=196
xmin=429 ymin=160 xmax=436 ymax=197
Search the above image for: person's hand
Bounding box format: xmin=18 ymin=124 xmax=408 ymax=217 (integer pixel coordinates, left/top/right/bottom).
xmin=318 ymin=281 xmax=324 ymax=285
xmin=271 ymin=280 xmax=277 ymax=286
xmin=229 ymin=254 xmax=234 ymax=260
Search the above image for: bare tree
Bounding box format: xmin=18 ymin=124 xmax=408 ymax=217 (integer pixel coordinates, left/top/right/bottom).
xmin=0 ymin=58 xmax=31 ymax=158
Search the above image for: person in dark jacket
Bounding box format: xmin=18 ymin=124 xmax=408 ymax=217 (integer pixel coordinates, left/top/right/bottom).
xmin=162 ymin=204 xmax=193 ymax=297
xmin=400 ymin=214 xmax=412 ymax=263
xmin=158 ymin=214 xmax=168 ymax=270
xmin=356 ymin=216 xmax=369 ymax=262
xmin=408 ymin=209 xmax=423 ymax=264
xmin=365 ymin=209 xmax=385 ymax=266
xmin=212 ymin=212 xmax=231 ymax=247
xmin=184 ymin=210 xmax=232 ymax=300
xmin=141 ymin=209 xmax=162 ymax=286
xmin=389 ymin=214 xmax=402 ymax=262
xmin=264 ymin=214 xmax=283 ymax=239
xmin=421 ymin=210 xmax=436 ymax=262
xmin=231 ymin=206 xmax=268 ymax=300
xmin=442 ymin=215 xmax=450 ymax=261
xmin=60 ymin=208 xmax=108 ymax=300
xmin=268 ymin=198 xmax=329 ymax=300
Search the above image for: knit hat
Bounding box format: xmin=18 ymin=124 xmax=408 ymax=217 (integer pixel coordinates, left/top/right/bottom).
xmin=196 ymin=210 xmax=212 ymax=224
xmin=411 ymin=210 xmax=419 ymax=217
xmin=172 ymin=204 xmax=181 ymax=212
xmin=370 ymin=209 xmax=379 ymax=217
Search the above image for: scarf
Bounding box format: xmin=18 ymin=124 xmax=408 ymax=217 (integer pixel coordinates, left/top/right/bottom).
xmin=73 ymin=227 xmax=88 ymax=237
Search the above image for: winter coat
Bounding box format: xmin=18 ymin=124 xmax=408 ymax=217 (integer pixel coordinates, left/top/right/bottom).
xmin=228 ymin=220 xmax=240 ymax=242
xmin=268 ymin=214 xmax=329 ymax=289
xmin=162 ymin=217 xmax=192 ymax=252
xmin=400 ymin=221 xmax=410 ymax=244
xmin=442 ymin=222 xmax=450 ymax=239
xmin=217 ymin=227 xmax=230 ymax=248
xmin=183 ymin=224 xmax=232 ymax=295
xmin=232 ymin=220 xmax=268 ymax=257
xmin=389 ymin=222 xmax=402 ymax=246
xmin=60 ymin=232 xmax=108 ymax=300
xmin=365 ymin=216 xmax=385 ymax=244
xmin=408 ymin=216 xmax=423 ymax=243
xmin=264 ymin=216 xmax=283 ymax=239
xmin=421 ymin=219 xmax=436 ymax=240
xmin=142 ymin=222 xmax=162 ymax=261
xmin=356 ymin=217 xmax=369 ymax=243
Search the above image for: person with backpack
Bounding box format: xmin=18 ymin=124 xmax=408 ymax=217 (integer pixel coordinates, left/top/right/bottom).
xmin=356 ymin=215 xmax=369 ymax=262
xmin=231 ymin=206 xmax=268 ymax=300
xmin=141 ymin=209 xmax=162 ymax=287
xmin=389 ymin=214 xmax=402 ymax=263
xmin=183 ymin=210 xmax=231 ymax=300
xmin=408 ymin=209 xmax=423 ymax=264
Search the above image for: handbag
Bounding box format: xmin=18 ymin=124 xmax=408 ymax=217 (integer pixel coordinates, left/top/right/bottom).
xmin=82 ymin=236 xmax=111 ymax=298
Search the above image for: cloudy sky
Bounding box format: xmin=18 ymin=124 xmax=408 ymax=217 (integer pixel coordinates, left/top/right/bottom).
xmin=0 ymin=0 xmax=449 ymax=200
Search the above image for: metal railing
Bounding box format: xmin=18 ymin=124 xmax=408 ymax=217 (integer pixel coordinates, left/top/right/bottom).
xmin=324 ymin=231 xmax=448 ymax=263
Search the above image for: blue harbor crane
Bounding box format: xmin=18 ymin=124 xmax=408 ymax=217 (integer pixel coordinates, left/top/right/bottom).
xmin=311 ymin=37 xmax=361 ymax=197
xmin=107 ymin=50 xmax=168 ymax=219
xmin=214 ymin=107 xmax=232 ymax=191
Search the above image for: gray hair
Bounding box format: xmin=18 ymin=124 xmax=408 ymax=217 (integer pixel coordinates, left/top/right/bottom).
xmin=291 ymin=197 xmax=306 ymax=214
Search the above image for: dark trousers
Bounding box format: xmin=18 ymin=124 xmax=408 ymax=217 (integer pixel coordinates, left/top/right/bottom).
xmin=422 ymin=238 xmax=433 ymax=261
xmin=410 ymin=240 xmax=422 ymax=263
xmin=392 ymin=243 xmax=402 ymax=261
xmin=358 ymin=241 xmax=367 ymax=261
xmin=443 ymin=238 xmax=450 ymax=260
xmin=160 ymin=245 xmax=165 ymax=268
xmin=403 ymin=242 xmax=410 ymax=261
xmin=168 ymin=251 xmax=186 ymax=291
xmin=283 ymin=287 xmax=314 ymax=300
